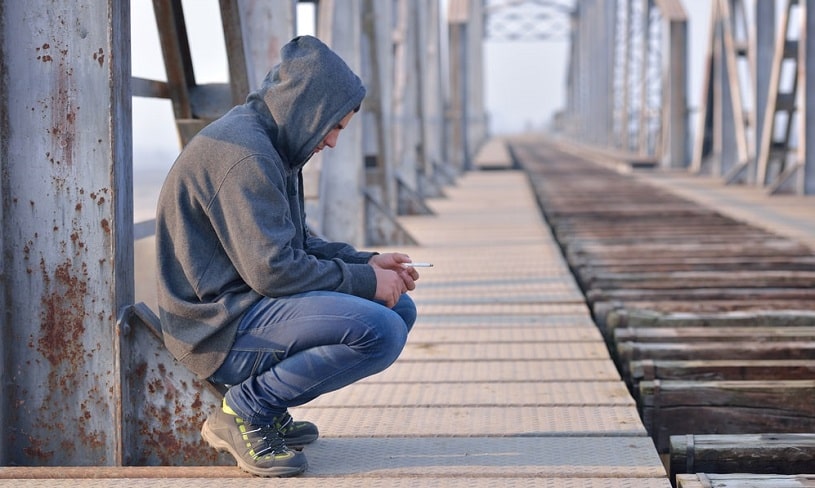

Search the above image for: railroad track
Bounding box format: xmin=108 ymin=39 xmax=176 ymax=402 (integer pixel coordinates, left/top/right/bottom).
xmin=512 ymin=140 xmax=815 ymax=487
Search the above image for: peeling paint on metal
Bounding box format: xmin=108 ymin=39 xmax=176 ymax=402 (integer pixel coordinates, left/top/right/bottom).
xmin=37 ymin=259 xmax=88 ymax=367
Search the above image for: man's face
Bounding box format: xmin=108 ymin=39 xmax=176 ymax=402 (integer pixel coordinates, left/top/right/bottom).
xmin=313 ymin=111 xmax=356 ymax=154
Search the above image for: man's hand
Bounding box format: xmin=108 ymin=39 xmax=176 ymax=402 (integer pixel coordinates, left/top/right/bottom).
xmin=369 ymin=252 xmax=420 ymax=307
xmin=372 ymin=267 xmax=406 ymax=308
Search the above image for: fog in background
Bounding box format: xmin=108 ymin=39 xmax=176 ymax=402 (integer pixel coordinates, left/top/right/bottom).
xmin=132 ymin=1 xmax=715 ymax=222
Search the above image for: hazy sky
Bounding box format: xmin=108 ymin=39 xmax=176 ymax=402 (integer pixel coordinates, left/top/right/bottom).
xmin=131 ymin=0 xmax=715 ymax=221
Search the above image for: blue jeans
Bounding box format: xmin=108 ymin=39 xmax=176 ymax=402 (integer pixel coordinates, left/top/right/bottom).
xmin=209 ymin=291 xmax=416 ymax=424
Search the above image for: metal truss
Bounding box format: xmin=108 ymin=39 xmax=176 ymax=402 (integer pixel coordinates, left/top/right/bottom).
xmin=483 ymin=0 xmax=574 ymax=41
xmin=693 ymin=0 xmax=814 ymax=195
xmin=613 ymin=0 xmax=665 ymax=157
xmin=560 ymin=0 xmax=688 ymax=167
xmin=692 ymin=0 xmax=756 ymax=181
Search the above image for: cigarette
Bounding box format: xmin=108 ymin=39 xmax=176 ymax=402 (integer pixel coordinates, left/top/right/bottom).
xmin=404 ymin=262 xmax=433 ymax=267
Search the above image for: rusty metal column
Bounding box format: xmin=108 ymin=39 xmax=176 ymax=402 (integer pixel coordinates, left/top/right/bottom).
xmin=617 ymin=0 xmax=633 ymax=151
xmin=659 ymin=0 xmax=689 ymax=168
xmin=392 ymin=0 xmax=421 ymax=207
xmin=589 ymin=0 xmax=615 ymax=147
xmin=637 ymin=0 xmax=650 ymax=154
xmin=572 ymin=0 xmax=614 ymax=148
xmin=717 ymin=0 xmax=741 ymax=178
xmin=447 ymin=0 xmax=470 ymax=173
xmin=0 ymin=0 xmax=132 ymax=465
xmin=237 ymin=0 xmax=296 ymax=90
xmin=466 ymin=0 xmax=487 ymax=154
xmin=316 ymin=0 xmax=366 ymax=246
xmin=417 ymin=0 xmax=449 ymax=192
xmin=752 ymin=0 xmax=775 ymax=184
xmin=360 ymin=0 xmax=395 ymax=222
xmin=360 ymin=0 xmax=420 ymax=245
xmin=0 ymin=116 xmax=4 ymax=467
xmin=802 ymin=0 xmax=815 ymax=194
xmin=564 ymin=8 xmax=580 ymax=137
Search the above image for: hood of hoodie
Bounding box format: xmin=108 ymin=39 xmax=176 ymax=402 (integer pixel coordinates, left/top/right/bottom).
xmin=245 ymin=35 xmax=366 ymax=168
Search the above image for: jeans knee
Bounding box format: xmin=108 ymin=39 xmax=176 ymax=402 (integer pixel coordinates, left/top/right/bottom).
xmin=362 ymin=314 xmax=408 ymax=368
xmin=393 ymin=294 xmax=417 ymax=332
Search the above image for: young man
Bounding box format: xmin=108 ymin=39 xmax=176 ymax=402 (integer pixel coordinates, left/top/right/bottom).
xmin=155 ymin=35 xmax=419 ymax=477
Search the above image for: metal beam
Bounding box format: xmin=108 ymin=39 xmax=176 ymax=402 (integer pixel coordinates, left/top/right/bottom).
xmin=0 ymin=0 xmax=133 ymax=465
xmin=416 ymin=0 xmax=449 ymax=195
xmin=802 ymin=0 xmax=815 ymax=194
xmin=218 ymin=0 xmax=251 ymax=105
xmin=752 ymin=0 xmax=775 ymax=184
xmin=447 ymin=0 xmax=470 ymax=172
xmin=316 ymin=0 xmax=367 ymax=247
xmin=658 ymin=0 xmax=689 ymax=168
xmin=235 ymin=0 xmax=296 ymax=91
xmin=756 ymin=0 xmax=801 ymax=192
xmin=564 ymin=0 xmax=687 ymax=168
xmin=484 ymin=0 xmax=572 ymax=41
xmin=447 ymin=0 xmax=488 ymax=171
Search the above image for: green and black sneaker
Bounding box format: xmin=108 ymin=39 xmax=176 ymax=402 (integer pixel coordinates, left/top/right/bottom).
xmin=273 ymin=410 xmax=319 ymax=448
xmin=201 ymin=401 xmax=310 ymax=477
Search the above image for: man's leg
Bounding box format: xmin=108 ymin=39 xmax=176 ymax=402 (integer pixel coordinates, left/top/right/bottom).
xmin=215 ymin=291 xmax=415 ymax=422
xmin=203 ymin=291 xmax=415 ymax=476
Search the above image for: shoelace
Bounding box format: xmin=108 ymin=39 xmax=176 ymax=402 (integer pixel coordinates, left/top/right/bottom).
xmin=245 ymin=424 xmax=289 ymax=458
xmin=275 ymin=413 xmax=294 ymax=433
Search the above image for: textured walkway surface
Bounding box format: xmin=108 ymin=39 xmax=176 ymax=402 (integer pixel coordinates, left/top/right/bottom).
xmin=281 ymin=169 xmax=670 ymax=486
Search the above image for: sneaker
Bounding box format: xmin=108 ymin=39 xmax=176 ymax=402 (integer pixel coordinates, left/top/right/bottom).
xmin=212 ymin=398 xmax=319 ymax=447
xmin=274 ymin=411 xmax=319 ymax=448
xmin=201 ymin=406 xmax=308 ymax=477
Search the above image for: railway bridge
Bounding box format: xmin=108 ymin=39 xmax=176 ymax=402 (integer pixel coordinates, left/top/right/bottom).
xmin=1 ymin=1 xmax=814 ymax=486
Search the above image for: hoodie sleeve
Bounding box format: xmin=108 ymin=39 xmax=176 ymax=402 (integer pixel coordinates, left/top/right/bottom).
xmin=304 ymin=232 xmax=377 ymax=264
xmin=205 ymin=156 xmax=377 ymax=300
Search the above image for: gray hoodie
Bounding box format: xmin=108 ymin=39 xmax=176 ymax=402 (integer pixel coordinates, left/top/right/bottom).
xmin=155 ymin=36 xmax=372 ymax=379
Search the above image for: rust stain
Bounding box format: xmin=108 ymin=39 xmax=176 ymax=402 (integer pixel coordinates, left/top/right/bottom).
xmin=46 ymin=39 xmax=76 ymax=168
xmin=93 ymin=48 xmax=104 ymax=67
xmin=31 ymin=252 xmax=112 ymax=462
xmin=37 ymin=259 xmax=88 ymax=367
xmin=22 ymin=437 xmax=54 ymax=462
xmin=133 ymin=362 xmax=147 ymax=379
xmin=132 ymin=364 xmax=219 ymax=465
xmin=36 ymin=43 xmax=53 ymax=63
xmin=77 ymin=400 xmax=107 ymax=451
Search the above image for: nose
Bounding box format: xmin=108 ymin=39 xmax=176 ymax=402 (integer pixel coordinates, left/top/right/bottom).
xmin=324 ymin=128 xmax=340 ymax=148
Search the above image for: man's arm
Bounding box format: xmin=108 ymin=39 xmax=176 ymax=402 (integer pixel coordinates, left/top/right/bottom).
xmin=304 ymin=232 xmax=376 ymax=264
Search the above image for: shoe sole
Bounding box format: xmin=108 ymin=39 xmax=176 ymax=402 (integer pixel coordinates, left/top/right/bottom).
xmin=201 ymin=419 xmax=308 ymax=477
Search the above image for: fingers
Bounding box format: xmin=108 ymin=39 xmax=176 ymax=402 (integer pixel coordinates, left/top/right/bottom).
xmin=372 ymin=256 xmax=423 ymax=307
xmin=385 ymin=278 xmax=403 ymax=308
xmin=398 ymin=268 xmax=417 ymax=291
xmin=374 ymin=267 xmax=408 ymax=307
